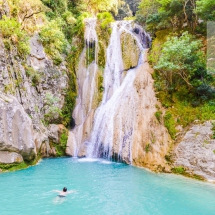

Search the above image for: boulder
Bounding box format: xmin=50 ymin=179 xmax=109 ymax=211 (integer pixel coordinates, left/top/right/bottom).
xmin=0 ymin=94 xmax=36 ymax=161
xmin=66 ymin=131 xmax=77 ymax=156
xmin=174 ymin=121 xmax=215 ymax=181
xmin=48 ymin=124 xmax=67 ymax=144
xmin=0 ymin=151 xmax=23 ymax=164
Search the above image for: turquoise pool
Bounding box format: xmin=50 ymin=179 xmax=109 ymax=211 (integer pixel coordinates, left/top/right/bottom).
xmin=0 ymin=157 xmax=215 ymax=215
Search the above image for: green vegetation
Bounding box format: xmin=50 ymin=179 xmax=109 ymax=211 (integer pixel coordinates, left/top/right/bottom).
xmin=155 ymin=110 xmax=162 ymax=123
xmin=164 ymin=112 xmax=177 ymax=139
xmin=137 ymin=0 xmax=215 ymax=138
xmin=172 ymin=166 xmax=185 ymax=174
xmin=196 ymin=0 xmax=215 ymax=21
xmin=60 ymin=70 xmax=77 ymax=128
xmin=0 ymin=16 xmax=30 ymax=57
xmin=96 ymin=12 xmax=114 ymax=68
xmin=0 ymin=157 xmax=38 ymax=172
xmin=172 ymin=166 xmax=205 ymax=180
xmin=97 ymin=12 xmax=114 ymax=30
xmin=44 ymin=93 xmax=62 ymax=124
xmin=39 ymin=20 xmax=68 ymax=65
xmin=60 ymin=130 xmax=68 ymax=148
xmin=0 ymin=162 xmax=27 ymax=171
xmin=145 ymin=143 xmax=151 ymax=153
xmin=49 ymin=129 xmax=68 ymax=157
xmin=212 ymin=122 xmax=215 ymax=139
xmin=24 ymin=65 xmax=42 ymax=86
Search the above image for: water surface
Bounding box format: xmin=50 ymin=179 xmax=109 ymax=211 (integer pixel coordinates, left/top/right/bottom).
xmin=0 ymin=158 xmax=215 ymax=215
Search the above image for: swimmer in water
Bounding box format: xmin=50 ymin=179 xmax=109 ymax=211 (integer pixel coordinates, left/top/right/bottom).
xmin=54 ymin=187 xmax=75 ymax=197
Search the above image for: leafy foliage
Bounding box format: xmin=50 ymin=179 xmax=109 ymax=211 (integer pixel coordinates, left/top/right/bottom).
xmin=0 ymin=16 xmax=30 ymax=56
xmin=154 ymin=32 xmax=205 ymax=88
xmin=39 ymin=20 xmax=68 ymax=65
xmin=97 ymin=12 xmax=114 ymax=29
xmin=196 ymin=0 xmax=215 ymax=21
xmin=137 ymin=0 xmax=199 ymax=33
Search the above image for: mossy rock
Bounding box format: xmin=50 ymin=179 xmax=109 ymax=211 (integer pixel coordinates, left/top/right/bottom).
xmin=49 ymin=128 xmax=69 ymax=157
xmin=121 ymin=32 xmax=141 ymax=70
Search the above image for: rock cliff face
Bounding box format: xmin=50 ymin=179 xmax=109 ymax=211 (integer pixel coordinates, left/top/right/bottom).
xmin=130 ymin=62 xmax=171 ymax=171
xmin=0 ymin=95 xmax=36 ymax=161
xmin=174 ymin=121 xmax=215 ymax=181
xmin=0 ymin=34 xmax=69 ymax=167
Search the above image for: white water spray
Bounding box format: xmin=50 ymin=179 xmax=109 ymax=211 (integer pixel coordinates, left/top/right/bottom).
xmin=86 ymin=21 xmax=148 ymax=163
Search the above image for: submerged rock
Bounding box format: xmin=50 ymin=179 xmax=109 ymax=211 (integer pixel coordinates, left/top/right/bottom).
xmin=174 ymin=121 xmax=215 ymax=181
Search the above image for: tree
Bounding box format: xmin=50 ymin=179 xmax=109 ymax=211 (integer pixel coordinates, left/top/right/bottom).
xmin=137 ymin=0 xmax=199 ymax=33
xmin=196 ymin=0 xmax=215 ymax=21
xmin=80 ymin=0 xmax=118 ymax=14
xmin=154 ymin=32 xmax=205 ymax=87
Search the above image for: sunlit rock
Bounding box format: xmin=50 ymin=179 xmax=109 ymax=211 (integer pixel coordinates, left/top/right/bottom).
xmin=0 ymin=151 xmax=23 ymax=164
xmin=174 ymin=121 xmax=215 ymax=181
xmin=0 ymin=94 xmax=36 ymax=161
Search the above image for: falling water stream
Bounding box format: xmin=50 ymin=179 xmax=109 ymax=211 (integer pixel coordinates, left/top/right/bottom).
xmin=87 ymin=21 xmax=147 ymax=162
xmin=68 ymin=19 xmax=154 ymax=164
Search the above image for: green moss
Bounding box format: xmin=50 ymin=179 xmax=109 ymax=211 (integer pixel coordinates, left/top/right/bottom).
xmin=60 ymin=70 xmax=77 ymax=128
xmin=148 ymin=30 xmax=169 ymax=66
xmin=121 ymin=32 xmax=140 ymax=70
xmin=164 ymin=112 xmax=177 ymax=139
xmin=24 ymin=65 xmax=42 ymax=86
xmin=145 ymin=143 xmax=151 ymax=153
xmin=172 ymin=166 xmax=205 ymax=181
xmin=0 ymin=158 xmax=39 ymax=172
xmin=60 ymin=130 xmax=68 ymax=148
xmin=212 ymin=122 xmax=215 ymax=139
xmin=49 ymin=129 xmax=68 ymax=157
xmin=172 ymin=166 xmax=185 ymax=174
xmin=96 ymin=12 xmax=113 ymax=69
xmin=155 ymin=111 xmax=162 ymax=123
xmin=97 ymin=73 xmax=104 ymax=104
xmin=98 ymin=41 xmax=106 ymax=68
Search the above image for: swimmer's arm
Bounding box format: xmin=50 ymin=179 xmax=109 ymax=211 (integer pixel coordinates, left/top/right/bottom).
xmin=67 ymin=190 xmax=77 ymax=194
xmin=53 ymin=190 xmax=61 ymax=193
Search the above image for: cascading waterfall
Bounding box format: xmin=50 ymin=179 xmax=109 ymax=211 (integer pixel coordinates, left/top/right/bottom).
xmin=68 ymin=18 xmax=99 ymax=157
xmin=67 ymin=18 xmax=162 ymax=166
xmin=86 ymin=21 xmax=150 ymax=163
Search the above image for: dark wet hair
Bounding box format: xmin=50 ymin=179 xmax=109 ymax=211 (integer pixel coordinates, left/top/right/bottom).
xmin=63 ymin=187 xmax=67 ymax=192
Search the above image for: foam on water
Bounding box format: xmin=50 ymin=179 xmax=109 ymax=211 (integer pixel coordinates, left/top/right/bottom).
xmin=77 ymin=158 xmax=100 ymax=163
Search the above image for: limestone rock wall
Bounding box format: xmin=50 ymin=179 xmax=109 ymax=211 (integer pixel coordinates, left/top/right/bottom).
xmin=0 ymin=95 xmax=35 ymax=162
xmin=131 ymin=62 xmax=171 ymax=171
xmin=0 ymin=34 xmax=69 ymax=164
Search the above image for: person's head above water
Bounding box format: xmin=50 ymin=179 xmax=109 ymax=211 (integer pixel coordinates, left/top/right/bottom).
xmin=63 ymin=187 xmax=67 ymax=192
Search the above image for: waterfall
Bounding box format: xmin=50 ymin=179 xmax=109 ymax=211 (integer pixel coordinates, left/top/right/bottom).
xmin=66 ymin=19 xmax=162 ymax=166
xmin=67 ymin=18 xmax=99 ymax=157
xmin=86 ymin=21 xmax=149 ymax=163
